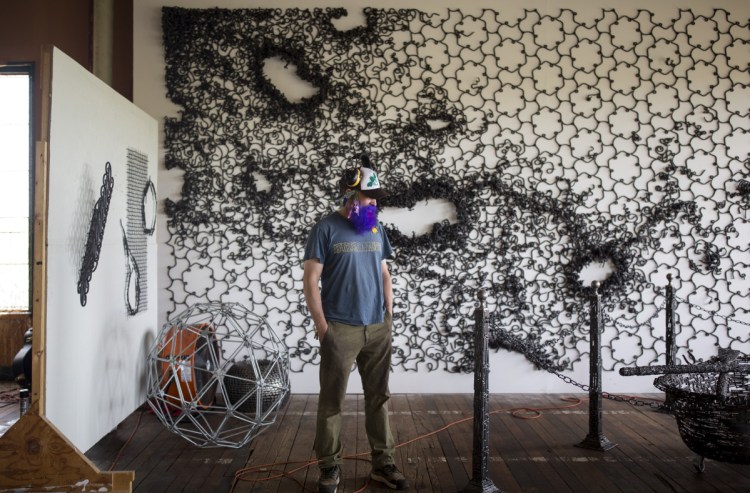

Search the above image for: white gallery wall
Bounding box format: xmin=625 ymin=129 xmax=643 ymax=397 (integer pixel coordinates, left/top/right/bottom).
xmin=134 ymin=0 xmax=750 ymax=394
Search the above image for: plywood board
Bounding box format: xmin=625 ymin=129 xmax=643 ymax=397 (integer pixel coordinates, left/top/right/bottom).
xmin=43 ymin=46 xmax=158 ymax=452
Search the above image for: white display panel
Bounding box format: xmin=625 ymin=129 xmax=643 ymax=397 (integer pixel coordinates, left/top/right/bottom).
xmin=46 ymin=47 xmax=158 ymax=452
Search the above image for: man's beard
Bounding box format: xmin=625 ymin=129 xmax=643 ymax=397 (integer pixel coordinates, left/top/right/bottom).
xmin=348 ymin=203 xmax=379 ymax=234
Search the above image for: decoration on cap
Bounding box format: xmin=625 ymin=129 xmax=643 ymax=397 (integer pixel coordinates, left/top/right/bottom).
xmin=347 ymin=168 xmax=361 ymax=188
xmin=355 ymin=154 xmax=388 ymax=199
xmin=360 ymin=167 xmax=381 ymax=191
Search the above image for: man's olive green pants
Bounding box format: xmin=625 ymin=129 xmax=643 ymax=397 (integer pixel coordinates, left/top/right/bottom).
xmin=315 ymin=313 xmax=395 ymax=468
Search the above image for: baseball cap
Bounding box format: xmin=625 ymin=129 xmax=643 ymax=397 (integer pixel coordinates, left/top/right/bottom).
xmin=342 ymin=154 xmax=389 ymax=200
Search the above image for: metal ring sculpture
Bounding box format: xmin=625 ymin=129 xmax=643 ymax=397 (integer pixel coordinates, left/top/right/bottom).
xmin=146 ymin=302 xmax=290 ymax=448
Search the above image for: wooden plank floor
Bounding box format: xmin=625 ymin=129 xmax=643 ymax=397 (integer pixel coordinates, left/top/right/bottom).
xmin=3 ymin=388 xmax=750 ymax=492
xmin=0 ymin=381 xmax=21 ymax=437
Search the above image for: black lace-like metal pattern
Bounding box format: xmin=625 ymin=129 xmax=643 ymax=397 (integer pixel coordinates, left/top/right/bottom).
xmin=162 ymin=7 xmax=750 ymax=373
xmin=78 ymin=162 xmax=114 ymax=307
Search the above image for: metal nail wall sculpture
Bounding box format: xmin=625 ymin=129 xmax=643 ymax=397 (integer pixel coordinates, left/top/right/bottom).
xmin=78 ymin=162 xmax=114 ymax=307
xmin=162 ymin=7 xmax=750 ymax=373
xmin=125 ymin=148 xmax=151 ymax=314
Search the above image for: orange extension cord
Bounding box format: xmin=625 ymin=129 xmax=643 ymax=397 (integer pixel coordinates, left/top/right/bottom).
xmin=229 ymin=396 xmax=589 ymax=493
xmin=105 ymin=394 xmax=663 ymax=492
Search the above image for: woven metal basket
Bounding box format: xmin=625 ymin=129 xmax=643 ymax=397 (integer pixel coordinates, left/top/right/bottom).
xmin=654 ymin=357 xmax=750 ymax=466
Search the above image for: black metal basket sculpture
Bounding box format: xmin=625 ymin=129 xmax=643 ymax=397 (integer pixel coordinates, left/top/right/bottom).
xmin=621 ymin=350 xmax=750 ymax=471
xmin=653 ymin=357 xmax=750 ymax=467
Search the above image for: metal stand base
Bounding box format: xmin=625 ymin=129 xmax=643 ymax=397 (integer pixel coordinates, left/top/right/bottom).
xmin=458 ymin=477 xmax=504 ymax=493
xmin=576 ymin=433 xmax=617 ymax=452
xmin=459 ymin=291 xmax=505 ymax=493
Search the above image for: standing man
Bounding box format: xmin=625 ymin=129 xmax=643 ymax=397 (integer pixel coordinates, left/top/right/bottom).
xmin=303 ymin=155 xmax=409 ymax=492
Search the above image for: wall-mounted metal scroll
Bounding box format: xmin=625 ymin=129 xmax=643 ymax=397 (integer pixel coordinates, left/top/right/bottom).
xmin=77 ymin=162 xmax=114 ymax=307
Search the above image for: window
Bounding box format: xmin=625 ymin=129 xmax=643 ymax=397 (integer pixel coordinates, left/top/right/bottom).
xmin=0 ymin=66 xmax=33 ymax=311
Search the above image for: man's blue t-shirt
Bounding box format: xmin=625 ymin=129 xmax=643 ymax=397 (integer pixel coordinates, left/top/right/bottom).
xmin=303 ymin=212 xmax=393 ymax=326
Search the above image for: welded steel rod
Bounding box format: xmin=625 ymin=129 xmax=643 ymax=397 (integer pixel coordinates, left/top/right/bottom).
xmin=620 ymin=362 xmax=739 ymax=377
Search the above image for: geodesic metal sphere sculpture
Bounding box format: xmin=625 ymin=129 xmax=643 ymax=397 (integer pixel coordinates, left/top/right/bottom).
xmin=146 ymin=302 xmax=290 ymax=448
